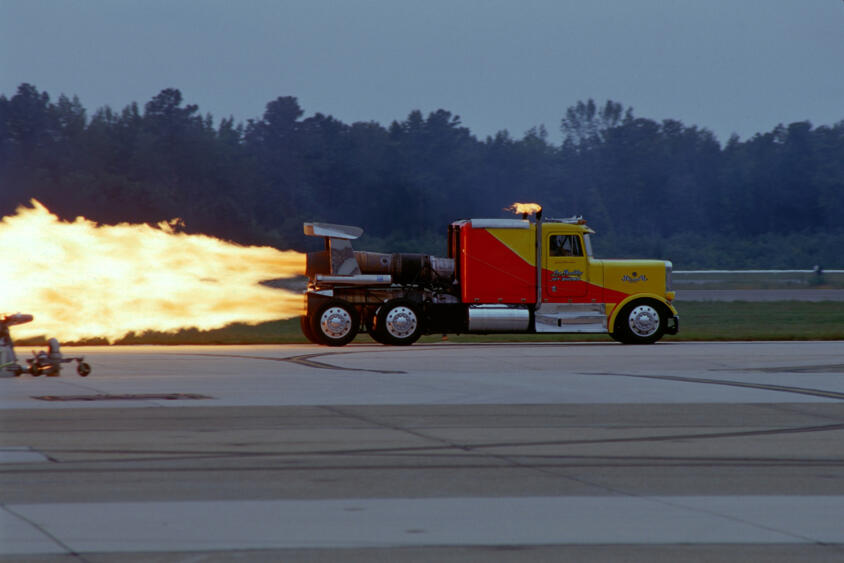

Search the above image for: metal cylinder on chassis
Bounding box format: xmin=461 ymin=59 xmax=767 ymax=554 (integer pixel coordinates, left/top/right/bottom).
xmin=467 ymin=305 xmax=531 ymax=332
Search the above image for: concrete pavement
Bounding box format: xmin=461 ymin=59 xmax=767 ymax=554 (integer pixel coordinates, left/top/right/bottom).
xmin=1 ymin=341 xmax=843 ymax=561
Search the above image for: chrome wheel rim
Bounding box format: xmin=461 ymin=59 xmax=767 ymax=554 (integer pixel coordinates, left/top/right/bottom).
xmin=628 ymin=305 xmax=660 ymax=337
xmin=320 ymin=306 xmax=352 ymax=339
xmin=384 ymin=306 xmax=417 ymax=339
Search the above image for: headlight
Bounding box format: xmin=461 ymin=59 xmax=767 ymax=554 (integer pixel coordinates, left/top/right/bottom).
xmin=665 ymin=261 xmax=673 ymax=291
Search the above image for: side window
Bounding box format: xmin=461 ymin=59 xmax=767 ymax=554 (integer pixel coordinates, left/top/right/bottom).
xmin=549 ymin=235 xmax=583 ymax=257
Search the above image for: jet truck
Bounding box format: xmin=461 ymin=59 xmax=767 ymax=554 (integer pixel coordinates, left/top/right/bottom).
xmin=301 ymin=208 xmax=678 ymax=346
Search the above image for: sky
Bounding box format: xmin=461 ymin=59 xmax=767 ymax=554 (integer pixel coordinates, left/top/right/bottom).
xmin=2 ymin=0 xmax=843 ymax=144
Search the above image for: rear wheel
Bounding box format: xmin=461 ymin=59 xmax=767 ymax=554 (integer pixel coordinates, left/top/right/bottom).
xmin=614 ymin=301 xmax=666 ymax=344
xmin=373 ymin=300 xmax=422 ymax=346
xmin=310 ymin=300 xmax=359 ymax=346
xmin=366 ymin=311 xmax=390 ymax=344
xmin=300 ymin=315 xmax=323 ymax=344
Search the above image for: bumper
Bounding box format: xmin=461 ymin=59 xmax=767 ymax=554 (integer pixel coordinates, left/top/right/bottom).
xmin=666 ymin=315 xmax=679 ymax=335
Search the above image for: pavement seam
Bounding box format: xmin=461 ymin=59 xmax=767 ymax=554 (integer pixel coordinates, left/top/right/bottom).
xmin=1 ymin=503 xmax=90 ymax=561
xmin=645 ymin=496 xmax=824 ymax=545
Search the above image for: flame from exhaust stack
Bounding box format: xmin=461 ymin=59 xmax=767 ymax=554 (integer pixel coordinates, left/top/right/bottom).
xmin=0 ymin=200 xmax=305 ymax=342
xmin=507 ymin=202 xmax=542 ymax=216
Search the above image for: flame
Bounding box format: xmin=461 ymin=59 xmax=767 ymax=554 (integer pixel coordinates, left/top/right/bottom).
xmin=0 ymin=200 xmax=305 ymax=342
xmin=506 ymin=202 xmax=542 ymax=216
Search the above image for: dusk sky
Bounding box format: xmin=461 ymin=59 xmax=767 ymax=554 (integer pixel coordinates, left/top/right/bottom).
xmin=2 ymin=0 xmax=843 ymax=143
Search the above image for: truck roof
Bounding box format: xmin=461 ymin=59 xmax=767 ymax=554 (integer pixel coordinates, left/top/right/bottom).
xmin=453 ymin=217 xmax=594 ymax=234
xmin=467 ymin=219 xmax=530 ymax=229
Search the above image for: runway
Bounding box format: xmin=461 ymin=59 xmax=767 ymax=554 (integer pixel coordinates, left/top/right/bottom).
xmin=1 ymin=341 xmax=843 ymax=561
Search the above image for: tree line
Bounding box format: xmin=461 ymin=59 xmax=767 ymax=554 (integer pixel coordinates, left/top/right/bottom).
xmin=1 ymin=83 xmax=842 ymax=268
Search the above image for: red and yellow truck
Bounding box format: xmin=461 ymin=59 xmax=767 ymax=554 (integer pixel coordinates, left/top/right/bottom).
xmin=301 ymin=207 xmax=678 ymax=346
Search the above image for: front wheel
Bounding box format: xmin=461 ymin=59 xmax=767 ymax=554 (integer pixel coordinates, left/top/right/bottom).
xmin=613 ymin=301 xmax=665 ymax=344
xmin=310 ymin=300 xmax=359 ymax=346
xmin=373 ymin=300 xmax=422 ymax=346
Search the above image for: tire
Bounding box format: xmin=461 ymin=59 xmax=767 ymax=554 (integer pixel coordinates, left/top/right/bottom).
xmin=77 ymin=362 xmax=91 ymax=377
xmin=300 ymin=315 xmax=324 ymax=345
xmin=614 ymin=301 xmax=666 ymax=344
xmin=366 ymin=311 xmax=391 ymax=345
xmin=373 ymin=300 xmax=422 ymax=346
xmin=309 ymin=300 xmax=359 ymax=347
xmin=608 ymin=331 xmax=625 ymax=343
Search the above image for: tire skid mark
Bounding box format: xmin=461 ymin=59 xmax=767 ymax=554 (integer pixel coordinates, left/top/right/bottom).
xmin=4 ymin=421 xmax=843 ymax=470
xmin=3 ymin=457 xmax=844 ymax=475
xmin=188 ymin=352 xmax=405 ymax=374
xmin=585 ymin=372 xmax=844 ymax=401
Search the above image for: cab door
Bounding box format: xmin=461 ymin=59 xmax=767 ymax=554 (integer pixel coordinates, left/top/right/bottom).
xmin=543 ymin=233 xmax=588 ymax=300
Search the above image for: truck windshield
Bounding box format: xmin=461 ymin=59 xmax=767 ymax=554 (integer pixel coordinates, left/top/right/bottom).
xmin=583 ymin=234 xmax=593 ymax=257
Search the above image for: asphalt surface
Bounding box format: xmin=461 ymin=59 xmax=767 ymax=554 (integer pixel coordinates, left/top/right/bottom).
xmin=1 ymin=341 xmax=843 ymax=562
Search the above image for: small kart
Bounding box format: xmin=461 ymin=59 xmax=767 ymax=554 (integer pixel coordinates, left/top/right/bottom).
xmin=1 ymin=313 xmax=91 ymax=377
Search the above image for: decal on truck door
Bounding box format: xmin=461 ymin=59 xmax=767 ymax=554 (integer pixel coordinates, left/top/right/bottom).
xmin=544 ymin=234 xmax=588 ymax=299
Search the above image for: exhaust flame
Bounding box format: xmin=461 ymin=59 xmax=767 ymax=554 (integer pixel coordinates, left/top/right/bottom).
xmin=506 ymin=202 xmax=542 ymax=216
xmin=0 ymin=200 xmax=306 ymax=342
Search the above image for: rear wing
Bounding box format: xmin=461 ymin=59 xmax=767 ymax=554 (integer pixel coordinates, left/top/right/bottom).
xmin=303 ymin=222 xmax=362 ymax=276
xmin=303 ymin=222 xmax=363 ymax=240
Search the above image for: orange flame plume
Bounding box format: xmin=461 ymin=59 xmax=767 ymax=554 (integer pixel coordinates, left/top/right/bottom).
xmin=0 ymin=200 xmax=305 ymax=342
xmin=506 ymin=202 xmax=542 ymax=216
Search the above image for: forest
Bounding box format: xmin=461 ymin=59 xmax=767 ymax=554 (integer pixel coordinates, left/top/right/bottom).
xmin=1 ymin=83 xmax=842 ymax=268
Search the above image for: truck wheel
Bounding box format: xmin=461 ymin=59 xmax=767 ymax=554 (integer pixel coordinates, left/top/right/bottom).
xmin=374 ymin=300 xmax=422 ymax=346
xmin=615 ymin=301 xmax=665 ymax=344
xmin=366 ymin=312 xmax=390 ymax=345
xmin=310 ymin=300 xmax=359 ymax=346
xmin=300 ymin=315 xmax=324 ymax=344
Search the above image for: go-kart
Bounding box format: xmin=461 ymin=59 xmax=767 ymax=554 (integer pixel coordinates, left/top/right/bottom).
xmin=1 ymin=314 xmax=91 ymax=377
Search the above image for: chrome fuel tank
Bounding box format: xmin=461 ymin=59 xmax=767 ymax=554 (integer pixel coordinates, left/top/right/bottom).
xmin=467 ymin=305 xmax=530 ymax=332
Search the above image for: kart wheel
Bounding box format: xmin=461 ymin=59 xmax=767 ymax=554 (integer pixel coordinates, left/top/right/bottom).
xmin=374 ymin=300 xmax=422 ymax=346
xmin=77 ymin=362 xmax=91 ymax=377
xmin=310 ymin=300 xmax=359 ymax=347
